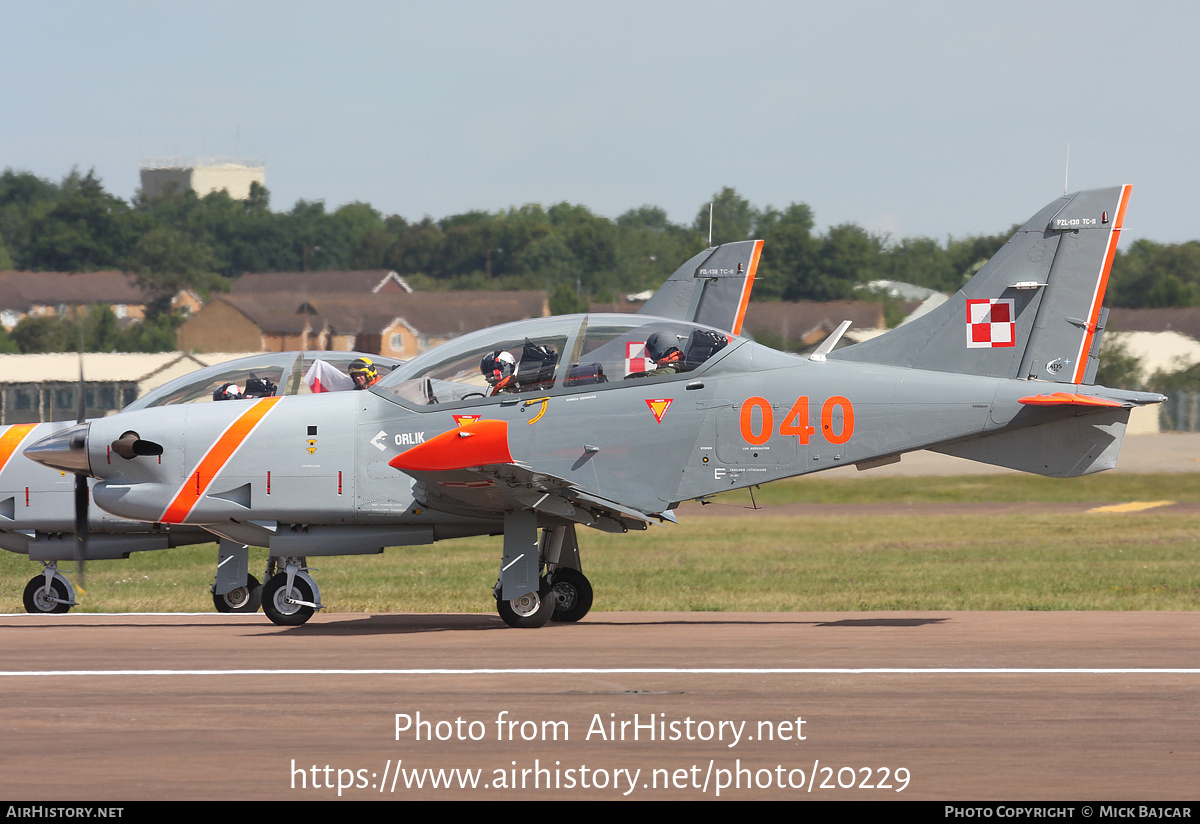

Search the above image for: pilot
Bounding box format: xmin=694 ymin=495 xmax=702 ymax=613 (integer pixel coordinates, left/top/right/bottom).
xmin=480 ymin=350 xmax=518 ymax=395
xmin=349 ymin=358 xmax=380 ymax=390
xmin=212 ymin=383 xmax=244 ymax=401
xmin=642 ymin=331 xmax=686 ymax=375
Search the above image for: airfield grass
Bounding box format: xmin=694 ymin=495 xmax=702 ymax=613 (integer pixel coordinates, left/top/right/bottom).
xmin=2 ymin=473 xmax=1199 ymax=614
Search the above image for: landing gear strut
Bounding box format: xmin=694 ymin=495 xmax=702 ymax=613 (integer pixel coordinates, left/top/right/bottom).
xmin=494 ymin=520 xmax=593 ymax=627
xmin=23 ymin=564 xmax=76 ymax=614
xmin=211 ymin=540 xmax=262 ymax=613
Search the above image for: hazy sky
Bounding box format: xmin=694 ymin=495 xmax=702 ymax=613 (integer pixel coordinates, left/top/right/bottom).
xmin=5 ymin=0 xmax=1197 ymax=245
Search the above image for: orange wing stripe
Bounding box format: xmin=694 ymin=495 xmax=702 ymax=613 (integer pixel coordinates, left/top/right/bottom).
xmin=731 ymin=239 xmax=763 ymax=337
xmin=161 ymin=397 xmax=281 ymax=523
xmin=0 ymin=424 xmax=39 ymax=475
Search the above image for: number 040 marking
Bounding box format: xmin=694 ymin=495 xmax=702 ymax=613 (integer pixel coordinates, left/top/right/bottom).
xmin=739 ymin=396 xmax=854 ymax=446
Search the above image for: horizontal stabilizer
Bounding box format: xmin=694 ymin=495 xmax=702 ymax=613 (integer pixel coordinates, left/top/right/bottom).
xmin=930 ymin=408 xmax=1129 ymax=477
xmin=1019 ymin=392 xmax=1123 ymax=408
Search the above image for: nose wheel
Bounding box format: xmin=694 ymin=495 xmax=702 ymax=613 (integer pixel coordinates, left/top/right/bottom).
xmin=23 ymin=569 xmax=75 ymax=614
xmin=262 ymin=565 xmax=321 ymax=626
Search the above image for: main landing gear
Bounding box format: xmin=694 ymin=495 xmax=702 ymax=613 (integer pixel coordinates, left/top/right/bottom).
xmin=211 ymin=540 xmax=262 ymax=614
xmin=496 ymin=577 xmax=556 ymax=628
xmin=548 ymin=567 xmax=593 ymax=624
xmin=261 ymin=556 xmax=323 ymax=627
xmin=494 ymin=522 xmax=593 ymax=628
xmin=213 ymin=574 xmax=262 ymax=614
xmin=22 ymin=564 xmax=77 ymax=615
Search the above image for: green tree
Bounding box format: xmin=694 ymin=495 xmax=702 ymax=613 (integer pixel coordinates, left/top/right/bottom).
xmin=1094 ymin=335 xmax=1145 ymax=390
xmin=11 ymin=315 xmax=70 ymax=353
xmin=124 ymin=226 xmax=225 ymax=298
xmin=0 ymin=325 xmax=20 ymax=354
xmin=799 ymin=224 xmax=883 ymax=301
xmin=1109 ymin=240 xmax=1200 ymax=308
xmin=755 ymin=202 xmax=817 ymax=300
xmin=25 ymin=169 xmax=136 ymax=271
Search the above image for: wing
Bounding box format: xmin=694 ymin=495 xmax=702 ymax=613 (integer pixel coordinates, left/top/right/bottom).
xmin=388 ymin=420 xmax=663 ymax=533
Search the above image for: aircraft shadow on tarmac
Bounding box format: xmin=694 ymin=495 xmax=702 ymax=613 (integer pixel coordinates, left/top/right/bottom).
xmin=240 ymin=614 xmax=951 ymax=636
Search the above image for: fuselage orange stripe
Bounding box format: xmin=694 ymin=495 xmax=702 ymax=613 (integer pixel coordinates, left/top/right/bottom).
xmin=1072 ymin=184 xmax=1131 ymax=384
xmin=160 ymin=397 xmax=281 ymax=523
xmin=731 ymin=239 xmax=763 ymax=337
xmin=0 ymin=424 xmax=39 ymax=475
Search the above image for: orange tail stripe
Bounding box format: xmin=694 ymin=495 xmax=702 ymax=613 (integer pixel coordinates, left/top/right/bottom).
xmin=1073 ymin=184 xmax=1131 ymax=384
xmin=731 ymin=239 xmax=763 ymax=337
xmin=0 ymin=424 xmax=39 ymax=475
xmin=161 ymin=397 xmax=281 ymax=523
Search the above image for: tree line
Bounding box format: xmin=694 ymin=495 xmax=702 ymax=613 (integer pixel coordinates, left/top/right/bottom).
xmin=1 ymin=167 xmax=1199 ymax=356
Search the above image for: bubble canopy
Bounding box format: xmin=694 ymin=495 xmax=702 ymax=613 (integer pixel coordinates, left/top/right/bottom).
xmin=123 ymin=351 xmax=404 ymax=411
xmin=372 ymin=313 xmax=737 ymax=409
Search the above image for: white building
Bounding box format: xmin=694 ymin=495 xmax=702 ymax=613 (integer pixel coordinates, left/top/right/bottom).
xmin=139 ymin=158 xmax=265 ymax=201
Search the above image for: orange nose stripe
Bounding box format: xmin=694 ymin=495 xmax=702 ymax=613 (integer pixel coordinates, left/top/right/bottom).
xmin=161 ymin=397 xmax=281 ymax=523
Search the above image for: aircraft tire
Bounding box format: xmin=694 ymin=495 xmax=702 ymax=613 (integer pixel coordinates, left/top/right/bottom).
xmin=262 ymin=574 xmax=315 ymax=626
xmin=23 ymin=575 xmax=71 ymax=614
xmin=497 ymin=578 xmax=555 ymax=628
xmin=549 ymin=568 xmax=593 ymax=623
xmin=212 ymin=574 xmax=263 ymax=614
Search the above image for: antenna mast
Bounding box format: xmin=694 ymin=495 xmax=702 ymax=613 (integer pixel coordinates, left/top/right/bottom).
xmin=708 ymin=203 xmax=713 ymax=247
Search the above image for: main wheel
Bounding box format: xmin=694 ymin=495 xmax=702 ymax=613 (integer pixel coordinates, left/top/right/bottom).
xmin=496 ymin=578 xmax=555 ymax=628
xmin=212 ymin=574 xmax=262 ymax=614
xmin=23 ymin=575 xmax=71 ymax=614
xmin=262 ymin=574 xmax=315 ymax=626
xmin=550 ymin=568 xmax=593 ymax=623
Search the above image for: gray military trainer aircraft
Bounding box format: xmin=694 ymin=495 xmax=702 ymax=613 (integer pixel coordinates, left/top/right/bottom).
xmin=24 ymin=186 xmax=1163 ymax=628
xmin=4 ymin=239 xmax=763 ymax=617
xmin=0 ymin=352 xmax=405 ymax=614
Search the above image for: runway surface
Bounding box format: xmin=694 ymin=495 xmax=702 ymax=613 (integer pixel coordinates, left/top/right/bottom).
xmin=1 ymin=610 xmax=1196 ymax=800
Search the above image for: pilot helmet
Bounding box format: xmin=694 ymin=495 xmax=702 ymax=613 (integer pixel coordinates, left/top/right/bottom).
xmin=349 ymin=357 xmax=379 ymax=385
xmin=212 ymin=383 xmax=244 ymax=401
xmin=644 ymin=331 xmax=681 ymax=364
xmin=480 ymin=350 xmax=516 ymax=385
xmin=243 ymin=376 xmax=277 ymax=398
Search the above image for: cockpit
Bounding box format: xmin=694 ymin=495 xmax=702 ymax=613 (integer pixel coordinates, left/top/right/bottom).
xmin=373 ymin=314 xmax=739 ymax=408
xmin=123 ymin=352 xmax=404 ymax=411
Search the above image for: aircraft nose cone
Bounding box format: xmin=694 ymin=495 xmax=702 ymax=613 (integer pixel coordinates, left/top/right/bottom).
xmin=24 ymin=422 xmax=92 ymax=475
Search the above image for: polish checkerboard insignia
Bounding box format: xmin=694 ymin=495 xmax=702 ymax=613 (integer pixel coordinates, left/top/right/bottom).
xmin=966 ymin=299 xmax=1015 ymax=348
xmin=625 ymin=341 xmax=649 ymax=375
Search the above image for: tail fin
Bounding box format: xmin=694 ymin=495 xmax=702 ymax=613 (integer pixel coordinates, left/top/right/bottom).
xmin=638 ymin=239 xmax=763 ymax=335
xmin=832 ymin=185 xmax=1131 ymax=384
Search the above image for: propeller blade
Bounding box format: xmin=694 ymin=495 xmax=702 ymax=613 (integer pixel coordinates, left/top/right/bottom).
xmin=74 ymin=339 xmax=87 ymax=585
xmin=74 ymin=474 xmax=88 ymax=588
xmin=76 ymin=347 xmax=86 ymax=425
